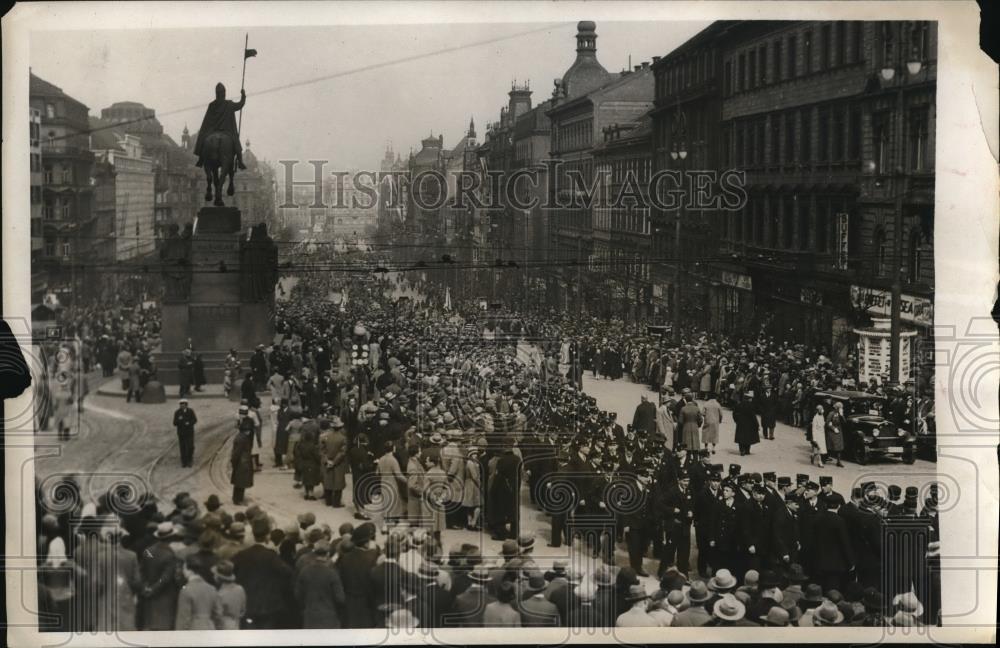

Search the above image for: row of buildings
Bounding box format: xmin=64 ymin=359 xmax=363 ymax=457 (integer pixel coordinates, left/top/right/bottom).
xmin=28 ymin=72 xmax=276 ymax=307
xmin=389 ymin=20 xmax=936 ymax=369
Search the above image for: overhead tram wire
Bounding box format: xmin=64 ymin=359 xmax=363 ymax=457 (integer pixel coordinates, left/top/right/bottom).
xmin=43 ymin=22 xmax=569 ymax=145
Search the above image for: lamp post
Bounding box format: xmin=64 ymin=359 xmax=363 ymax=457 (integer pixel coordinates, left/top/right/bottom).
xmin=669 ymin=109 xmax=688 ymax=344
xmin=882 ymin=34 xmax=923 ymax=386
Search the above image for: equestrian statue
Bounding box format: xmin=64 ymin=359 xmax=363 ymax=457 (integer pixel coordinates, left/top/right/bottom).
xmin=194 ymin=82 xmax=247 ymax=206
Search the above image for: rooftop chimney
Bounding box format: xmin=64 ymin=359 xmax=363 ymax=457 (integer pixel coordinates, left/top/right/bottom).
xmin=641 ymin=61 xmax=649 ymax=69
xmin=634 ymin=65 xmax=641 ymax=72
xmin=652 ymin=56 xmax=661 ymax=64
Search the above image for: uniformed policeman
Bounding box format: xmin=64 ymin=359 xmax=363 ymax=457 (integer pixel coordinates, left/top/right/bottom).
xmin=173 ymin=398 xmax=198 ymax=467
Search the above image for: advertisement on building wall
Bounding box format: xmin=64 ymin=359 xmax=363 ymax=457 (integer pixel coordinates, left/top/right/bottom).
xmin=850 ymin=285 xmax=934 ymax=327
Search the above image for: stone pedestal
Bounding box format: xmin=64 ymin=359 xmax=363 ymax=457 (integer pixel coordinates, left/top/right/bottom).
xmin=157 ymin=207 xmax=276 ymax=385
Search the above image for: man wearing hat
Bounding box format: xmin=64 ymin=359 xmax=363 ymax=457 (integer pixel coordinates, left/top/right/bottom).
xmin=173 ymin=398 xmax=198 ymax=468
xmin=519 ymin=572 xmax=560 ymax=626
xmin=212 ymin=560 xmax=246 ymax=629
xmin=656 ymin=472 xmax=694 ymax=578
xmin=708 ymin=592 xmax=753 ymax=626
xmin=294 ymin=540 xmax=347 ymax=628
xmin=231 ymin=406 xmax=256 ymax=504
xmin=670 ymin=580 xmax=713 ymax=626
xmin=440 ymin=429 xmax=466 ymax=530
xmin=449 ymin=566 xmax=496 ymax=627
xmin=733 ymin=390 xmax=760 ymax=456
xmin=811 ymin=490 xmax=855 ymax=592
xmin=694 ymin=467 xmax=722 ymax=577
xmin=615 ymin=584 xmax=655 ymax=627
xmin=138 ymin=522 xmax=181 ymax=630
xmin=320 ymin=417 xmax=348 ymax=507
xmin=231 ymin=518 xmax=294 ymax=629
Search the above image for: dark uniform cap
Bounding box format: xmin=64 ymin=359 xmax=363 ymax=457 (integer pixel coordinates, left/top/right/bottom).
xmin=763 ymin=472 xmax=777 ymax=482
xmin=888 ymin=485 xmax=902 ymax=499
xmin=751 ymin=484 xmax=768 ymax=496
xmin=819 ymin=476 xmax=833 ymax=486
xmin=796 ymin=473 xmax=810 ymax=485
xmin=904 ymin=486 xmax=919 ymax=498
xmin=711 ymin=464 xmax=724 ymax=473
xmin=728 ymin=464 xmax=741 ymax=476
xmin=805 ymin=481 xmax=820 ymax=491
xmin=777 ymin=476 xmax=792 ymax=488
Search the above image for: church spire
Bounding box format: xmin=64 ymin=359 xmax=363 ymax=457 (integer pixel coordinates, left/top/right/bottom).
xmin=468 ymin=116 xmax=476 ymax=139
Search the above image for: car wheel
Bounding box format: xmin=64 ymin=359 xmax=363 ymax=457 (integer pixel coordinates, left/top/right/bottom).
xmin=902 ymin=447 xmax=916 ymax=465
xmin=857 ymin=445 xmax=870 ymax=465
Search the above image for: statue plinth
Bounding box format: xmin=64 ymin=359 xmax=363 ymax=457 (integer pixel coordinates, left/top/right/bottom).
xmin=158 ymin=207 xmax=278 ymax=385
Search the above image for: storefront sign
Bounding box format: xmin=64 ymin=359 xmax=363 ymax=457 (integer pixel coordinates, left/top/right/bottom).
xmin=850 ymin=285 xmax=933 ymax=327
xmin=836 ymin=212 xmax=849 ymax=270
xmin=720 ymin=271 xmax=752 ymax=291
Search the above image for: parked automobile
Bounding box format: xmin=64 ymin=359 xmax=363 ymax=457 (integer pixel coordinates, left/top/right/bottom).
xmin=812 ymin=390 xmax=916 ymax=465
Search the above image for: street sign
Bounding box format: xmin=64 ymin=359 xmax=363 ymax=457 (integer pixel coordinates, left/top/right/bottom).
xmin=836 ymin=212 xmax=849 ymax=270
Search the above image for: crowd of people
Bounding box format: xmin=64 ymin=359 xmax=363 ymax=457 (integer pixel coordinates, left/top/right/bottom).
xmin=34 ymin=269 xmax=941 ymax=631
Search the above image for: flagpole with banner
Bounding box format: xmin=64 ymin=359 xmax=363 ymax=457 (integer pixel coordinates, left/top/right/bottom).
xmin=238 ymin=34 xmax=257 ymax=140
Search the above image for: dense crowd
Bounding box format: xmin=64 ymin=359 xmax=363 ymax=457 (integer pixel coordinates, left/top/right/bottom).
xmin=34 ymin=271 xmax=941 ymax=631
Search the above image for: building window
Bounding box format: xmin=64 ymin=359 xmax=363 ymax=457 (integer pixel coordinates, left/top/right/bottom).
xmin=852 ymin=22 xmax=864 ymax=63
xmin=911 ymin=22 xmax=930 ymax=62
xmin=774 ymin=39 xmax=783 ymax=81
xmin=60 ymin=166 xmax=72 ymax=184
xmin=816 ymin=201 xmax=829 ymax=252
xmin=801 ymin=109 xmax=812 ymax=162
xmin=804 ymin=29 xmax=813 ymax=74
xmin=770 ymin=116 xmax=780 ymax=165
xmin=833 ymin=107 xmax=846 ymax=161
xmin=835 ymin=22 xmax=846 ymax=65
xmin=45 ymin=241 xmax=56 ymax=257
xmin=879 ymin=22 xmax=895 ymax=71
xmin=43 ymin=164 xmax=53 ymax=184
xmin=782 ymin=198 xmax=794 ymax=249
xmin=787 ymin=35 xmax=797 ymax=77
xmin=46 ymin=103 xmax=55 ymax=119
xmin=872 ymin=111 xmax=890 ymax=173
xmin=909 ymin=108 xmax=930 ymax=171
xmin=848 ymin=107 xmax=862 ymax=160
xmin=798 ymin=201 xmax=811 ymax=250
xmin=759 ymin=44 xmax=768 ymax=85
xmin=817 ymin=108 xmax=830 ymax=161
xmin=784 ymin=113 xmax=796 ymax=163
xmin=821 ymin=23 xmax=832 ymax=69
xmin=724 ymin=60 xmax=733 ymax=95
xmin=62 ymin=242 xmax=71 ymax=257
xmin=748 ymin=49 xmax=756 ymax=89
xmin=737 ymin=53 xmax=745 ymax=92
xmin=874 ymin=226 xmax=888 ymax=276
xmin=908 ymin=227 xmax=923 ymax=282
xmin=43 ymin=201 xmax=54 ymax=219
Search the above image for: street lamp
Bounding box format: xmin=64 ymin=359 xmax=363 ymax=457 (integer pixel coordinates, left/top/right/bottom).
xmin=669 ymin=110 xmax=688 ymax=344
xmin=882 ymin=33 xmax=923 ymax=386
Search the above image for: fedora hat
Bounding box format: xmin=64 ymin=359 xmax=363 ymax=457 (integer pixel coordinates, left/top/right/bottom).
xmin=862 ymin=587 xmax=885 ymax=612
xmin=713 ymin=593 xmax=746 ymax=621
xmin=803 ymin=583 xmax=824 ymax=603
xmin=708 ymin=569 xmax=737 ymax=592
xmin=468 ymin=567 xmax=491 ymax=584
xmin=780 ymin=597 xmax=803 ymax=624
xmin=212 ymin=560 xmax=236 ymax=582
xmin=625 ymin=584 xmax=649 ymax=603
xmin=761 ymin=605 xmax=790 ymax=626
xmin=687 ymin=580 xmax=712 ymax=603
xmin=813 ymin=600 xmax=845 ymax=626
xmin=154 ymin=522 xmax=175 ymax=539
xmin=786 ymin=563 xmax=808 ymax=583
xmin=525 ymin=573 xmax=547 ymax=594
xmin=759 ymin=569 xmax=781 ymax=590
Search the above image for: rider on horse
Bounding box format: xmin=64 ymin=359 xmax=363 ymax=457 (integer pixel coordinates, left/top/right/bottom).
xmin=194 ymin=82 xmax=247 ymax=170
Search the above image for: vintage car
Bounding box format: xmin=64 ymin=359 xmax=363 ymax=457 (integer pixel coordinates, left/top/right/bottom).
xmin=812 ymin=390 xmax=916 ymax=465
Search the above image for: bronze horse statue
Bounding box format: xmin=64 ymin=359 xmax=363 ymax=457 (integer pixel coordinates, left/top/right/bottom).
xmin=201 ymin=131 xmax=236 ymax=206
xmin=194 ymin=83 xmax=247 ymax=207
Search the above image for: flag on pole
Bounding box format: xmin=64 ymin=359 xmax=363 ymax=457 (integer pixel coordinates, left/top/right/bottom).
xmin=245 ymin=48 xmax=257 ymax=59
xmin=444 ymin=287 xmax=452 ymax=311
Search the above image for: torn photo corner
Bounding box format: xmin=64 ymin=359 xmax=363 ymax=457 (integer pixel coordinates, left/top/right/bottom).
xmin=2 ymin=1 xmax=997 ymax=646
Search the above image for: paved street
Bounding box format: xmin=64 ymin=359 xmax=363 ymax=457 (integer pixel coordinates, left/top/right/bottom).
xmin=36 ymin=361 xmax=938 ymax=592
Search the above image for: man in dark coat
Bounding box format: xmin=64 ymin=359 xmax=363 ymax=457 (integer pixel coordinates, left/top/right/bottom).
xmin=448 ymin=566 xmax=495 ymax=627
xmin=231 ymin=408 xmax=255 ymax=504
xmin=694 ymin=470 xmax=722 ymax=577
xmin=348 ymin=433 xmax=376 ymax=519
xmin=758 ymin=385 xmax=779 ymax=440
xmin=410 ymin=562 xmax=454 ymax=628
xmin=337 ymin=522 xmax=381 ymax=628
xmin=250 ymin=347 xmax=268 ymax=391
xmin=194 ymin=82 xmax=247 ymax=169
xmin=488 ymin=446 xmax=522 ymax=541
xmin=138 ymin=522 xmax=180 ymax=630
xmin=656 ymin=473 xmax=694 ymax=577
xmin=631 ymin=394 xmax=657 ymax=435
xmin=811 ymin=496 xmax=856 ymax=592
xmin=294 ymin=540 xmax=346 ymax=628
xmin=177 ymin=350 xmax=194 ymax=398
xmin=519 ymin=573 xmax=560 ymax=626
xmin=232 ymin=518 xmax=294 ymax=629
xmin=739 ymin=485 xmax=771 ymax=576
xmin=173 ymin=398 xmax=198 ymax=468
xmin=369 ymin=536 xmax=410 ymax=622
xmin=769 ymin=482 xmax=801 ymax=570
xmin=733 ymin=391 xmax=761 ymax=455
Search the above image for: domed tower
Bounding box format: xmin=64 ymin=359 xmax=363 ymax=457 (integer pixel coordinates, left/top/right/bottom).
xmin=181 ymin=125 xmax=190 ymax=150
xmin=559 ymin=21 xmax=613 ymax=100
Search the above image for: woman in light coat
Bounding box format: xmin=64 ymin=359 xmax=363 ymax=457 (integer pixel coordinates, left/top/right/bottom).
xmin=809 ymin=405 xmax=827 ymax=467
xmin=375 ymin=441 xmax=406 ymax=526
xmin=656 ymin=398 xmax=676 ymax=449
xmin=462 ymin=448 xmax=482 ymax=529
xmin=406 ymin=446 xmax=426 ymax=523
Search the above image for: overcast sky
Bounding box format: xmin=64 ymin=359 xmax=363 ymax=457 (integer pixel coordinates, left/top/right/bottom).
xmin=29 ymin=21 xmax=708 ymax=170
